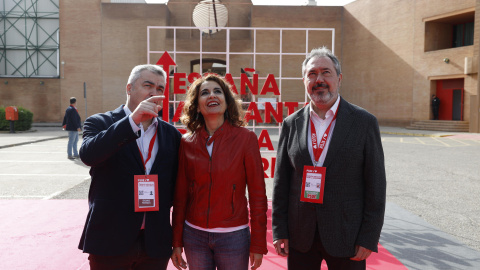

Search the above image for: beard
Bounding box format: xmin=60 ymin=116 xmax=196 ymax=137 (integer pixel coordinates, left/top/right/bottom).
xmin=308 ymin=83 xmax=337 ymax=105
xmin=309 ymin=91 xmax=334 ymax=104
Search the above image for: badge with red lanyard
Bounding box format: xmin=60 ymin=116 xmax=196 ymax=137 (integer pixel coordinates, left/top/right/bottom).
xmin=134 ymin=129 xmax=159 ymax=212
xmin=300 ymin=102 xmax=339 ymax=204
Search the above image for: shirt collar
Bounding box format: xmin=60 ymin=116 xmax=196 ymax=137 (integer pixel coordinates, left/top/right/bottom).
xmin=309 ymin=95 xmax=341 ymax=120
xmin=199 ymin=120 xmax=230 ymax=146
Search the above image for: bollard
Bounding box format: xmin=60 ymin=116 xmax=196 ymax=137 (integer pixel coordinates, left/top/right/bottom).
xmin=9 ymin=120 xmax=15 ymax=133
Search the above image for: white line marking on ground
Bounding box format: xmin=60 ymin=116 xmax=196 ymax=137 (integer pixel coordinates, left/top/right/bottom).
xmin=415 ymin=138 xmax=426 ymax=145
xmin=447 ymin=138 xmax=471 ymax=146
xmin=432 ymin=137 xmax=451 ymax=147
xmin=43 ymin=191 xmax=63 ymax=200
xmin=0 ymin=195 xmax=45 ymax=198
xmin=76 ymin=260 xmax=89 ymax=270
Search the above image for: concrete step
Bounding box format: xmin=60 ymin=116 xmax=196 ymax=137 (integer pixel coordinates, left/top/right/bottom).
xmin=409 ymin=120 xmax=468 ymax=125
xmin=406 ymin=120 xmax=469 ymax=132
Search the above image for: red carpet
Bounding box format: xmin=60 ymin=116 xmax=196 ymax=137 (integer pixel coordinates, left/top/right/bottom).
xmin=0 ymin=200 xmax=406 ymax=270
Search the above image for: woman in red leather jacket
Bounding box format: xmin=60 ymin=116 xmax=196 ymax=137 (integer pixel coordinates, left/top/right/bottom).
xmin=171 ymin=74 xmax=268 ymax=270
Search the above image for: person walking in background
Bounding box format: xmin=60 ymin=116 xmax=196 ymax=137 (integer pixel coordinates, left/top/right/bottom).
xmin=171 ymin=74 xmax=268 ymax=270
xmin=272 ymin=47 xmax=386 ymax=270
xmin=78 ymin=64 xmax=182 ymax=269
xmin=432 ymin=94 xmax=440 ymax=120
xmin=62 ymin=97 xmax=82 ymax=159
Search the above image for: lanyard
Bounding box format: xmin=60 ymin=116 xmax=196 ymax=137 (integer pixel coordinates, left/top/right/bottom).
xmin=137 ymin=128 xmax=158 ymax=172
xmin=310 ymin=102 xmax=339 ymax=166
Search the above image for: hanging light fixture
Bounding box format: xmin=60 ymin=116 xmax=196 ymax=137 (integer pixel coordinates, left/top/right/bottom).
xmin=192 ymin=0 xmax=228 ymax=34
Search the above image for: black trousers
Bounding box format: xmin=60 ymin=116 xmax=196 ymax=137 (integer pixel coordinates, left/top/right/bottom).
xmin=287 ymin=229 xmax=366 ymax=270
xmin=88 ymin=230 xmax=170 ymax=270
xmin=433 ymin=106 xmax=439 ymax=120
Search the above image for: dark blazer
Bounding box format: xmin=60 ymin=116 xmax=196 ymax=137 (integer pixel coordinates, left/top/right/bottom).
xmin=62 ymin=105 xmax=81 ymax=131
xmin=272 ymin=97 xmax=386 ymax=257
xmin=78 ymin=105 xmax=182 ymax=259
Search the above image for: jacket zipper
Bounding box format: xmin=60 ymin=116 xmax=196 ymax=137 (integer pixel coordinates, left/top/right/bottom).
xmin=206 ymin=155 xmax=213 ymax=228
xmin=232 ymin=184 xmax=236 ymax=214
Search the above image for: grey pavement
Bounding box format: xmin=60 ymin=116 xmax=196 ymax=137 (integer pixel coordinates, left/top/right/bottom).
xmin=383 ymin=202 xmax=480 ymax=269
xmin=1 ymin=123 xmax=480 ymax=269
xmin=0 ymin=123 xmax=67 ymax=149
xmin=0 ymin=124 xmax=466 ymax=149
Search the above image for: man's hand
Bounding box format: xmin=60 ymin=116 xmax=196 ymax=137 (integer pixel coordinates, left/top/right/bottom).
xmin=171 ymin=247 xmax=187 ymax=270
xmin=130 ymin=95 xmax=164 ymax=125
xmin=273 ymin=239 xmax=289 ymax=257
xmin=249 ymin=253 xmax=263 ymax=270
xmin=350 ymin=245 xmax=372 ymax=261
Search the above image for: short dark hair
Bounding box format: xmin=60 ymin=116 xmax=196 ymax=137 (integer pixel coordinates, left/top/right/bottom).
xmin=181 ymin=74 xmax=245 ymax=132
xmin=70 ymin=97 xmax=77 ymax=104
xmin=127 ymin=64 xmax=166 ymax=85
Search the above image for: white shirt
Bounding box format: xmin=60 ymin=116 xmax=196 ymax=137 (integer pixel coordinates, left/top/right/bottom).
xmin=124 ymin=105 xmax=159 ymax=230
xmin=307 ymin=95 xmax=340 ymax=167
xmin=123 ymin=106 xmax=159 ymax=175
xmin=206 ymin=136 xmax=213 ymax=156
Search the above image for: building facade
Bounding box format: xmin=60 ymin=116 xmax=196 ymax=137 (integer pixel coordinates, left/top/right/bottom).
xmin=1 ymin=0 xmax=479 ymax=132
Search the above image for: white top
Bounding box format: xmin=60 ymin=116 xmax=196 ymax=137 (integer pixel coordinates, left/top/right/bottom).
xmin=185 ymin=221 xmax=249 ymax=233
xmin=206 ymin=136 xmax=213 ymax=156
xmin=124 ymin=106 xmax=159 ymax=230
xmin=307 ymin=95 xmax=340 ymax=167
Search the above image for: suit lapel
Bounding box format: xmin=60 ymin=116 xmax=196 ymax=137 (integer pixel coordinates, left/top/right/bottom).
xmin=111 ymin=105 xmax=126 ymax=123
xmin=295 ymin=105 xmax=314 ymax=167
xmin=150 ymin=118 xmax=163 ymax=173
xmin=323 ymin=97 xmax=354 ymax=168
xmin=113 ymin=105 xmax=145 ymax=173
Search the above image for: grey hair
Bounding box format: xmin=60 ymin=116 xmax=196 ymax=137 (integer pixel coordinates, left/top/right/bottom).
xmin=127 ymin=64 xmax=167 ymax=85
xmin=302 ymin=46 xmax=342 ymax=77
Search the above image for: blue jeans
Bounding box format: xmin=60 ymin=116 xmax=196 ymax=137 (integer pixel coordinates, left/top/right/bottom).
xmin=67 ymin=130 xmax=79 ymax=157
xmin=183 ymin=224 xmax=250 ymax=270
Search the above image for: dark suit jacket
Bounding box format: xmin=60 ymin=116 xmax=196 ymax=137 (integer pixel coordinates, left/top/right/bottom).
xmin=272 ymin=97 xmax=386 ymax=257
xmin=62 ymin=105 xmax=82 ymax=131
xmin=78 ymin=105 xmax=182 ymax=258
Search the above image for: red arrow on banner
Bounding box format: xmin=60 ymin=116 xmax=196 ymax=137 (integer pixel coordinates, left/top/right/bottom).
xmin=156 ymin=51 xmax=176 ymax=122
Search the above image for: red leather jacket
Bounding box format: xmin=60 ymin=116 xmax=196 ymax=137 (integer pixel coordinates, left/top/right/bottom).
xmin=172 ymin=121 xmax=268 ymax=254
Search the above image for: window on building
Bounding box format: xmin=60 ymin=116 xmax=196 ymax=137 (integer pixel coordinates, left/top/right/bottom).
xmin=424 ymin=9 xmax=475 ymax=52
xmin=0 ymin=0 xmax=59 ymax=77
xmin=453 ymin=22 xmax=474 ymax=47
xmin=191 ymin=59 xmax=227 ymax=76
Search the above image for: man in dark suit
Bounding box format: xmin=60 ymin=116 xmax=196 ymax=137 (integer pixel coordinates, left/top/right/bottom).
xmin=272 ymin=47 xmax=386 ymax=270
xmin=79 ymin=64 xmax=182 ymax=269
xmin=432 ymin=94 xmax=440 ymax=120
xmin=62 ymin=97 xmax=82 ymax=159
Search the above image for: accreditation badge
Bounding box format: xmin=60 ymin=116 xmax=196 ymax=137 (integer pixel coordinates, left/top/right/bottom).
xmin=134 ymin=175 xmax=159 ymax=212
xmin=300 ymin=166 xmax=326 ymax=204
